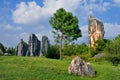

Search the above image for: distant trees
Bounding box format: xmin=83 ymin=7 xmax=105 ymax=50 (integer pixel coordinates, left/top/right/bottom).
xmin=49 ymin=8 xmax=82 ymax=60
xmin=63 ymin=43 xmax=88 ymax=56
xmin=0 ymin=42 xmax=16 ymax=55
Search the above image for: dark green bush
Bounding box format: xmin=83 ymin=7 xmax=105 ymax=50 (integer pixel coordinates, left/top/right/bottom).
xmin=6 ymin=47 xmax=16 ymax=55
xmin=89 ymin=47 xmax=96 ymax=57
xmin=110 ymin=57 xmax=120 ymax=66
xmin=46 ymin=45 xmax=60 ymax=59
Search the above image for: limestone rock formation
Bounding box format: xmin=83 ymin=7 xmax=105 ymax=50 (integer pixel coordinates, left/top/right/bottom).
xmin=0 ymin=49 xmax=3 ymax=55
xmin=41 ymin=36 xmax=50 ymax=56
xmin=16 ymin=39 xmax=28 ymax=56
xmin=68 ymin=56 xmax=95 ymax=77
xmin=88 ymin=15 xmax=104 ymax=47
xmin=27 ymin=33 xmax=41 ymax=56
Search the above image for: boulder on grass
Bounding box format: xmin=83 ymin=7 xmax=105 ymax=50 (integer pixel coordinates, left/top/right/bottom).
xmin=68 ymin=56 xmax=95 ymax=77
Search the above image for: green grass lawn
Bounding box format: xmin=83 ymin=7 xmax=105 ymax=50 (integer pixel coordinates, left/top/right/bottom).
xmin=0 ymin=56 xmax=120 ymax=80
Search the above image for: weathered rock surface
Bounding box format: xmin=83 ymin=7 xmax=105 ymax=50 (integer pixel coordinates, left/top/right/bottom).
xmin=68 ymin=56 xmax=95 ymax=77
xmin=4 ymin=53 xmax=10 ymax=56
xmin=16 ymin=39 xmax=28 ymax=56
xmin=0 ymin=49 xmax=3 ymax=55
xmin=27 ymin=33 xmax=41 ymax=56
xmin=41 ymin=35 xmax=50 ymax=56
xmin=88 ymin=15 xmax=105 ymax=47
xmin=94 ymin=53 xmax=104 ymax=59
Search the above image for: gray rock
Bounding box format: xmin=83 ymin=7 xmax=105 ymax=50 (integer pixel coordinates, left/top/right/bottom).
xmin=0 ymin=49 xmax=3 ymax=55
xmin=16 ymin=39 xmax=28 ymax=56
xmin=27 ymin=33 xmax=41 ymax=56
xmin=88 ymin=15 xmax=105 ymax=47
xmin=68 ymin=56 xmax=95 ymax=77
xmin=94 ymin=53 xmax=104 ymax=59
xmin=4 ymin=53 xmax=10 ymax=56
xmin=41 ymin=35 xmax=50 ymax=56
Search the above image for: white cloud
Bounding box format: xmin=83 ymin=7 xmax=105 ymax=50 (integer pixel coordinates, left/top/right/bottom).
xmin=17 ymin=32 xmax=29 ymax=43
xmin=13 ymin=1 xmax=42 ymax=24
xmin=114 ymin=0 xmax=120 ymax=4
xmin=104 ymin=23 xmax=120 ymax=39
xmin=13 ymin=0 xmax=111 ymax=24
xmin=4 ymin=24 xmax=22 ymax=31
xmin=12 ymin=0 xmax=81 ymax=24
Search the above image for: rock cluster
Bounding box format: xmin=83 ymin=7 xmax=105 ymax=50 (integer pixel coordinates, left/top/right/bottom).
xmin=16 ymin=39 xmax=28 ymax=56
xmin=0 ymin=49 xmax=3 ymax=55
xmin=27 ymin=33 xmax=41 ymax=56
xmin=88 ymin=15 xmax=105 ymax=47
xmin=68 ymin=56 xmax=95 ymax=77
xmin=41 ymin=36 xmax=50 ymax=56
xmin=16 ymin=33 xmax=49 ymax=56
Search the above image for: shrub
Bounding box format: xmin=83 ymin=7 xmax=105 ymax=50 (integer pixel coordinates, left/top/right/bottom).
xmin=6 ymin=47 xmax=16 ymax=55
xmin=89 ymin=47 xmax=96 ymax=57
xmin=104 ymin=34 xmax=120 ymax=65
xmin=46 ymin=45 xmax=60 ymax=59
xmin=63 ymin=43 xmax=88 ymax=56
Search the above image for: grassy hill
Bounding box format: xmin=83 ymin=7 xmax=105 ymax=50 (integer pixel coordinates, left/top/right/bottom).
xmin=0 ymin=56 xmax=120 ymax=80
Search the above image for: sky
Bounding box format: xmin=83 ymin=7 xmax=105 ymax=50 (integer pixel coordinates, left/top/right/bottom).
xmin=0 ymin=0 xmax=120 ymax=47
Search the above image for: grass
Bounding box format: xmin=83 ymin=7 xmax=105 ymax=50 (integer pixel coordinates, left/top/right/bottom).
xmin=0 ymin=56 xmax=120 ymax=80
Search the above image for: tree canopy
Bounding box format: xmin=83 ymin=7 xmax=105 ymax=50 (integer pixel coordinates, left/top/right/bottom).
xmin=49 ymin=8 xmax=82 ymax=59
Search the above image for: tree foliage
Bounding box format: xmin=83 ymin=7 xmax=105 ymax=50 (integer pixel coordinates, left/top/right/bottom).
xmin=63 ymin=43 xmax=88 ymax=56
xmin=105 ymin=34 xmax=120 ymax=65
xmin=49 ymin=8 xmax=82 ymax=59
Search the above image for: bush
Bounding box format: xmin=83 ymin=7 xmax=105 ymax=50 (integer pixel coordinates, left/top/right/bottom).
xmin=63 ymin=43 xmax=88 ymax=56
xmin=105 ymin=34 xmax=120 ymax=65
xmin=6 ymin=47 xmax=16 ymax=55
xmin=89 ymin=39 xmax=109 ymax=57
xmin=110 ymin=57 xmax=120 ymax=66
xmin=89 ymin=47 xmax=96 ymax=57
xmin=46 ymin=45 xmax=60 ymax=59
xmin=94 ymin=39 xmax=106 ymax=53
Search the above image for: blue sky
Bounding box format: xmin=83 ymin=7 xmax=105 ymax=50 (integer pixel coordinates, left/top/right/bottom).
xmin=0 ymin=0 xmax=120 ymax=47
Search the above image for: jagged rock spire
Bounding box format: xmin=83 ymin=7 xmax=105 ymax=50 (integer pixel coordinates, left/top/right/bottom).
xmin=27 ymin=33 xmax=41 ymax=56
xmin=88 ymin=15 xmax=105 ymax=47
xmin=16 ymin=39 xmax=28 ymax=56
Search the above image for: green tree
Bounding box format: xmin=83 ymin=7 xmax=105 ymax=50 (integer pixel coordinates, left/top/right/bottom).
xmin=49 ymin=8 xmax=82 ymax=60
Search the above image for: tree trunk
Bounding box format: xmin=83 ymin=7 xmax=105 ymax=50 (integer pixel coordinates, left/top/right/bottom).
xmin=60 ymin=34 xmax=63 ymax=60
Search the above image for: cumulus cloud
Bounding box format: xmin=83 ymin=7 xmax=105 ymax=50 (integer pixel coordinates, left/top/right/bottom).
xmin=13 ymin=1 xmax=41 ymax=24
xmin=4 ymin=24 xmax=22 ymax=31
xmin=12 ymin=0 xmax=111 ymax=24
xmin=12 ymin=0 xmax=81 ymax=24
